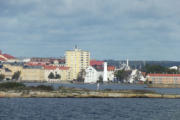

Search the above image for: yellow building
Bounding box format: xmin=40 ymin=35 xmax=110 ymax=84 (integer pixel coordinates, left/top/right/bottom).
xmin=2 ymin=64 xmax=23 ymax=80
xmin=65 ymin=47 xmax=90 ymax=80
xmin=0 ymin=68 xmax=13 ymax=80
xmin=3 ymin=64 xmax=23 ymax=73
xmin=44 ymin=66 xmax=72 ymax=82
xmin=21 ymin=67 xmax=45 ymax=82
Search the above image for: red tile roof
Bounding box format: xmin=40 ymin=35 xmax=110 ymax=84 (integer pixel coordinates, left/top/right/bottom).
xmin=3 ymin=54 xmax=15 ymax=59
xmin=90 ymin=60 xmax=104 ymax=66
xmin=44 ymin=65 xmax=57 ymax=70
xmin=148 ymin=74 xmax=180 ymax=77
xmin=107 ymin=66 xmax=115 ymax=71
xmin=59 ymin=66 xmax=70 ymax=70
xmin=26 ymin=62 xmax=47 ymax=66
xmin=0 ymin=57 xmax=6 ymax=61
xmin=93 ymin=66 xmax=115 ymax=71
xmin=44 ymin=66 xmax=70 ymax=70
xmin=141 ymin=72 xmax=146 ymax=77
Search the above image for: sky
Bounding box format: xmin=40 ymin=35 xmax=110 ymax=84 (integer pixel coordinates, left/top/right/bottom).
xmin=0 ymin=0 xmax=180 ymax=60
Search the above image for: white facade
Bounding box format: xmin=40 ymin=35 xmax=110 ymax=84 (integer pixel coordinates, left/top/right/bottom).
xmin=84 ymin=66 xmax=103 ymax=83
xmin=107 ymin=71 xmax=115 ymax=81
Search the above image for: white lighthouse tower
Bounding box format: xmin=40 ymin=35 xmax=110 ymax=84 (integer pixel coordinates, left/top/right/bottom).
xmin=103 ymin=62 xmax=108 ymax=82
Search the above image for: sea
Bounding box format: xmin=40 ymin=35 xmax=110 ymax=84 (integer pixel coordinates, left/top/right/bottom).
xmin=1 ymin=84 xmax=180 ymax=120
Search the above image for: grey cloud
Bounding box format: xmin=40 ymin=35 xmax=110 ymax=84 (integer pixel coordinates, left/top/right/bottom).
xmin=1 ymin=0 xmax=180 ymax=60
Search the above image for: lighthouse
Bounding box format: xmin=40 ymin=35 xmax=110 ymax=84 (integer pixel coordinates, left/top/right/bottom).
xmin=103 ymin=62 xmax=108 ymax=82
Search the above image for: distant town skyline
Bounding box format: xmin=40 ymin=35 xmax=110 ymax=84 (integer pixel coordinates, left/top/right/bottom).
xmin=1 ymin=0 xmax=180 ymax=61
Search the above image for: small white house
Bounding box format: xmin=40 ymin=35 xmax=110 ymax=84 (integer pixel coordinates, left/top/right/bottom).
xmin=128 ymin=69 xmax=146 ymax=83
xmin=169 ymin=66 xmax=178 ymax=70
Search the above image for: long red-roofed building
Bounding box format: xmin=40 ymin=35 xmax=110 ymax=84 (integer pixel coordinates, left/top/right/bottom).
xmin=147 ymin=73 xmax=180 ymax=84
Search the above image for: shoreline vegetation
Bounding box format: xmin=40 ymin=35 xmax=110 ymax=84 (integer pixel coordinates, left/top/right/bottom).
xmin=0 ymin=82 xmax=180 ymax=99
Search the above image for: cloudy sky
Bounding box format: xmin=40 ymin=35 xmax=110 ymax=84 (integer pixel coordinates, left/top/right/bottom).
xmin=0 ymin=0 xmax=180 ymax=60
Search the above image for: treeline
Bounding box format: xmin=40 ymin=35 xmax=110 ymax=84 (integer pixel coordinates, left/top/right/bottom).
xmin=142 ymin=64 xmax=179 ymax=74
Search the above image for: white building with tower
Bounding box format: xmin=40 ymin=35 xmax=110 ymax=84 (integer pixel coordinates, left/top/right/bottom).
xmin=119 ymin=59 xmax=131 ymax=70
xmin=84 ymin=62 xmax=115 ymax=83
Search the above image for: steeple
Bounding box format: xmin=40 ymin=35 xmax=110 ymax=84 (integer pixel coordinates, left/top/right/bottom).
xmin=75 ymin=45 xmax=78 ymax=49
xmin=127 ymin=59 xmax=129 ymax=67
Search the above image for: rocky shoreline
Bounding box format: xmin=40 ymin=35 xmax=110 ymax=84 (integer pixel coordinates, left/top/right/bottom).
xmin=0 ymin=82 xmax=179 ymax=99
xmin=0 ymin=90 xmax=180 ymax=99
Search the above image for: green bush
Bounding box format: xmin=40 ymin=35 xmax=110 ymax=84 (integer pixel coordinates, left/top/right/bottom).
xmin=104 ymin=89 xmax=112 ymax=91
xmin=0 ymin=74 xmax=5 ymax=81
xmin=0 ymin=82 xmax=26 ymax=90
xmin=29 ymin=85 xmax=54 ymax=91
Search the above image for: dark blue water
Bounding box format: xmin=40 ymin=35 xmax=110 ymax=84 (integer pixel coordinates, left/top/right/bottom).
xmin=25 ymin=83 xmax=180 ymax=94
xmin=0 ymin=98 xmax=180 ymax=120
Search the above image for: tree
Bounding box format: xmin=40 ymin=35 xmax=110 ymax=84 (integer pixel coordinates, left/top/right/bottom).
xmin=77 ymin=69 xmax=86 ymax=82
xmin=143 ymin=64 xmax=179 ymax=74
xmin=48 ymin=72 xmax=55 ymax=79
xmin=0 ymin=74 xmax=5 ymax=81
xmin=115 ymin=69 xmax=131 ymax=82
xmin=55 ymin=74 xmax=61 ymax=79
xmin=12 ymin=71 xmax=21 ymax=81
xmin=97 ymin=75 xmax=103 ymax=83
